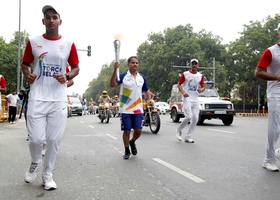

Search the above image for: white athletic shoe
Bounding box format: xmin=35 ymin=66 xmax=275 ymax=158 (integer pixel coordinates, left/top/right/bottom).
xmin=24 ymin=161 xmax=42 ymax=183
xmin=275 ymin=149 xmax=280 ymax=162
xmin=176 ymin=130 xmax=182 ymax=141
xmin=42 ymin=175 xmax=57 ymax=190
xmin=262 ymin=161 xmax=279 ymax=172
xmin=185 ymin=136 xmax=194 ymax=143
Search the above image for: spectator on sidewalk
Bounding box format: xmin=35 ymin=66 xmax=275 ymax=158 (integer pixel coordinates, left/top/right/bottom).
xmin=5 ymin=90 xmax=19 ymax=124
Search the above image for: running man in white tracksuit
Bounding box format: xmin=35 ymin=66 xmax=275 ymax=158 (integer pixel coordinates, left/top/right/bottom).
xmin=255 ymin=23 xmax=280 ymax=172
xmin=175 ymin=58 xmax=205 ymax=143
xmin=21 ymin=5 xmax=80 ymax=190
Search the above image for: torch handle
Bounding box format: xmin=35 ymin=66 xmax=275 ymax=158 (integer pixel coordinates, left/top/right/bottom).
xmin=114 ymin=40 xmax=121 ymax=81
xmin=116 ymin=69 xmax=120 ymax=82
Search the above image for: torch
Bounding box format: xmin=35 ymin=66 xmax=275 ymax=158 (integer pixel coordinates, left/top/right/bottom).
xmin=113 ymin=39 xmax=121 ymax=81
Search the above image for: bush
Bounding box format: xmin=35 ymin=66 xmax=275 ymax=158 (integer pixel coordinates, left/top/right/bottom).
xmin=231 ymin=99 xmax=267 ymax=113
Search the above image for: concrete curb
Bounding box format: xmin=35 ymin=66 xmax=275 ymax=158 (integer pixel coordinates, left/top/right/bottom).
xmin=235 ymin=113 xmax=268 ymax=117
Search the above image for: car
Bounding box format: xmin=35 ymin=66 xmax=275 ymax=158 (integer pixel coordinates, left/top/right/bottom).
xmin=155 ymin=102 xmax=171 ymax=115
xmin=68 ymin=96 xmax=83 ymax=116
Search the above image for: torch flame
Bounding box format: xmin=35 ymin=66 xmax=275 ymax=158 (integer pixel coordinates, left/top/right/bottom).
xmin=114 ymin=33 xmax=124 ymax=40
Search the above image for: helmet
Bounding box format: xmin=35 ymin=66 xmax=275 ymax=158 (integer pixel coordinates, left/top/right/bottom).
xmin=102 ymin=91 xmax=108 ymax=97
xmin=90 ymin=98 xmax=93 ymax=101
xmin=114 ymin=95 xmax=118 ymax=99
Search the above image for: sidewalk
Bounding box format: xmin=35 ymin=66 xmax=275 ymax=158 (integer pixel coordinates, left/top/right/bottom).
xmin=0 ymin=114 xmax=22 ymax=124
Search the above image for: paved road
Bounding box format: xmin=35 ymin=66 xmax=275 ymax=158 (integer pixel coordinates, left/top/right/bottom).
xmin=0 ymin=114 xmax=279 ymax=200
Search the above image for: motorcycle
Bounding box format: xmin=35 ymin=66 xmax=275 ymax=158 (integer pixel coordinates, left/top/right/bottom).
xmin=88 ymin=105 xmax=95 ymax=115
xmin=98 ymin=102 xmax=111 ymax=123
xmin=142 ymin=102 xmax=161 ymax=134
xmin=111 ymin=103 xmax=120 ymax=117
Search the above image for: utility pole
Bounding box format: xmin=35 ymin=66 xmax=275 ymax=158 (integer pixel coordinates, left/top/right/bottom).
xmin=243 ymin=84 xmax=245 ymax=113
xmin=213 ymin=57 xmax=215 ymax=83
xmin=257 ymin=85 xmax=263 ymax=113
xmin=21 ymin=30 xmax=26 ymax=90
xmin=17 ymin=0 xmax=22 ymax=93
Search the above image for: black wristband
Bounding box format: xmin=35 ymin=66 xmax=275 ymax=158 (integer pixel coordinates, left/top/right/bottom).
xmin=65 ymin=74 xmax=70 ymax=81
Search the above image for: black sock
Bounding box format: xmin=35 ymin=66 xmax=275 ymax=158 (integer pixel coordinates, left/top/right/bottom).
xmin=125 ymin=147 xmax=130 ymax=153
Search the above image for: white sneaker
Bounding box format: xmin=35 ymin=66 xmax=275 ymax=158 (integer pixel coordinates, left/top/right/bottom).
xmin=24 ymin=161 xmax=42 ymax=183
xmin=262 ymin=161 xmax=279 ymax=172
xmin=185 ymin=136 xmax=194 ymax=143
xmin=42 ymin=175 xmax=57 ymax=190
xmin=176 ymin=130 xmax=182 ymax=141
xmin=275 ymin=149 xmax=280 ymax=162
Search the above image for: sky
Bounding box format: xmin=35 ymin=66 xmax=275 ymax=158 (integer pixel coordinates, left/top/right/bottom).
xmin=1 ymin=0 xmax=279 ymax=96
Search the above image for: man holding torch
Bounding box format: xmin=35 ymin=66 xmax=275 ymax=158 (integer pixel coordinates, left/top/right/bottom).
xmin=110 ymin=56 xmax=153 ymax=159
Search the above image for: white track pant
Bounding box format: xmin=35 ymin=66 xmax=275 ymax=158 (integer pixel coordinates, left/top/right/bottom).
xmin=27 ymin=100 xmax=67 ymax=177
xmin=177 ymin=100 xmax=199 ymax=137
xmin=265 ymin=97 xmax=280 ymax=164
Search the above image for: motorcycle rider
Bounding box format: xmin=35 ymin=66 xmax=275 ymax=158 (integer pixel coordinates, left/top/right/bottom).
xmin=89 ymin=98 xmax=95 ymax=114
xmin=98 ymin=91 xmax=111 ymax=116
xmin=111 ymin=95 xmax=120 ymax=117
xmin=112 ymin=95 xmax=119 ymax=106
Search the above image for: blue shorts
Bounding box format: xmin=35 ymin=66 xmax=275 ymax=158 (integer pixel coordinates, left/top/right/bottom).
xmin=120 ymin=113 xmax=144 ymax=131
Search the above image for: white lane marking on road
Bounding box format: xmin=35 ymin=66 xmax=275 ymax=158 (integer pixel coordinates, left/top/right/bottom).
xmin=108 ymin=144 xmax=123 ymax=154
xmin=89 ymin=125 xmax=95 ymax=128
xmin=153 ymin=158 xmax=205 ymax=183
xmin=74 ymin=135 xmax=93 ymax=137
xmin=106 ymin=134 xmax=118 ymax=140
xmin=80 ymin=121 xmax=84 ymax=124
xmin=207 ymin=129 xmax=235 ymax=134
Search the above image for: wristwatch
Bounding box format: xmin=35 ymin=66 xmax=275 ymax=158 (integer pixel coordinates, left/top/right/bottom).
xmin=65 ymin=74 xmax=70 ymax=81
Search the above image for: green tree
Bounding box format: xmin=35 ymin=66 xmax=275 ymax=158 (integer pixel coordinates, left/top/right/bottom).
xmin=226 ymin=14 xmax=280 ymax=109
xmin=137 ymin=25 xmax=226 ymax=101
xmin=0 ymin=31 xmax=29 ymax=94
xmin=0 ymin=36 xmax=18 ymax=93
xmin=84 ymin=59 xmax=127 ymax=102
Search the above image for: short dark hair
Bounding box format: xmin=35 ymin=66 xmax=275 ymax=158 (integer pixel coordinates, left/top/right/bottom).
xmin=127 ymin=56 xmax=138 ymax=63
